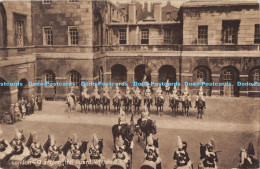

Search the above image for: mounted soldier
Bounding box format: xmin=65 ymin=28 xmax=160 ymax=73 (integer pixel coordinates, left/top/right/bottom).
xmin=173 ymin=136 xmax=192 ymax=169
xmin=239 ymin=142 xmax=259 ymax=168
xmin=114 ymin=86 xmax=121 ymax=100
xmin=169 ymin=86 xmax=180 ymax=117
xmin=0 ymin=128 xmax=12 ymax=166
xmin=134 ymin=87 xmax=142 ymax=99
xmin=89 ymin=134 xmax=105 ymax=168
xmin=155 ymin=86 xmax=164 ymax=116
xmin=199 ymin=138 xmax=218 ymax=169
xmin=81 ymin=86 xmax=90 ymax=100
xmin=101 ymin=85 xmax=111 ymax=113
xmin=67 ymin=88 xmax=76 ymax=112
xmin=103 ymin=85 xmax=110 ymax=100
xmin=125 ymin=86 xmax=132 ymax=100
xmin=181 ymin=86 xmax=192 ymax=117
xmin=195 ymin=86 xmax=206 ymax=119
xmin=113 ymin=86 xmax=122 ymax=112
xmin=123 ymin=86 xmax=132 ymax=113
xmin=112 ymin=135 xmax=130 ymax=168
xmin=45 ymin=135 xmax=64 ymax=162
xmin=144 ymin=135 xmax=162 ymax=169
xmin=80 ymin=86 xmax=90 ymax=112
xmin=182 ymin=86 xmax=192 ymax=107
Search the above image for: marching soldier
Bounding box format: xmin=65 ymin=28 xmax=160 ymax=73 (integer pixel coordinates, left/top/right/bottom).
xmin=173 ymin=136 xmax=191 ymax=168
xmin=203 ymin=138 xmax=218 ymax=168
xmin=144 ymin=135 xmax=162 ymax=169
xmin=182 ymin=86 xmax=192 ymax=107
xmin=113 ymin=135 xmax=130 ymax=167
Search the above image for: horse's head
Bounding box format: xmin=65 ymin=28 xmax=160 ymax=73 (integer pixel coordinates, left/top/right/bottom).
xmin=153 ymin=138 xmax=159 ymax=148
xmin=200 ymin=143 xmax=207 ymax=159
xmin=148 ymin=120 xmax=157 ymax=134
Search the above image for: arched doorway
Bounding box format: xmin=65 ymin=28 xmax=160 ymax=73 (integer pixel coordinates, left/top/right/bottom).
xmin=0 ymin=77 xmax=10 ymax=110
xmin=158 ymin=65 xmax=176 ymax=91
xmin=18 ymin=78 xmax=28 ymax=100
xmin=193 ymin=66 xmax=212 ymax=96
xmin=43 ymin=70 xmax=56 ymax=100
xmin=99 ymin=66 xmax=104 ymax=83
xmin=134 ymin=64 xmax=151 ymax=84
xmin=111 ymin=64 xmax=127 ymax=83
xmin=248 ymin=66 xmax=260 ymax=97
xmin=220 ymin=66 xmax=239 ymax=97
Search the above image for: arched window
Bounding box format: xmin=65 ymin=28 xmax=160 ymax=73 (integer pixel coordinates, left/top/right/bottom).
xmin=45 ymin=72 xmax=55 ymax=83
xmin=223 ymin=70 xmax=233 ymax=82
xmin=197 ymin=70 xmax=206 ymax=82
xmin=70 ymin=71 xmax=81 ymax=86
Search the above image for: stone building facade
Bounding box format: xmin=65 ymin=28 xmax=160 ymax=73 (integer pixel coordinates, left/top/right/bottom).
xmin=0 ymin=0 xmax=259 ymax=110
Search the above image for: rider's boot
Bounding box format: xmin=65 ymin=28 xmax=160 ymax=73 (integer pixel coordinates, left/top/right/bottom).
xmin=156 ymin=162 xmax=162 ymax=169
xmin=189 ymin=101 xmax=192 ymax=108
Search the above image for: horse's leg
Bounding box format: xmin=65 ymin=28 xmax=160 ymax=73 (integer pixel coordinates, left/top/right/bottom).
xmin=156 ymin=106 xmax=158 ymax=116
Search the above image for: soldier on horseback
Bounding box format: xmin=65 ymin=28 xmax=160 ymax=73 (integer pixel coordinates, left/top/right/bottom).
xmin=125 ymin=86 xmax=132 ymax=100
xmin=118 ymin=108 xmax=127 ymax=127
xmin=112 ymin=135 xmax=130 ymax=168
xmin=169 ymin=86 xmax=179 ymax=102
xmin=195 ymin=86 xmax=206 ymax=108
xmin=28 ymin=132 xmax=44 ymax=159
xmin=47 ymin=135 xmax=64 ymax=161
xmin=173 ymin=136 xmax=192 ymax=169
xmin=144 ymin=135 xmax=162 ymax=169
xmin=134 ymin=87 xmax=142 ymax=99
xmin=0 ymin=128 xmax=12 ymax=162
xmin=113 ymin=86 xmax=121 ymax=100
xmin=93 ymin=85 xmax=101 ymax=99
xmin=201 ymin=138 xmax=218 ymax=168
xmin=89 ymin=134 xmax=104 ymax=163
xmin=10 ymin=129 xmax=27 ymax=156
xmin=82 ymin=86 xmax=90 ymax=99
xmin=69 ymin=133 xmax=85 ymax=160
xmin=165 ymin=79 xmax=170 ymax=95
xmin=103 ymin=85 xmax=110 ymax=99
xmin=182 ymin=86 xmax=192 ymax=108
xmin=145 ymin=86 xmax=152 ymax=99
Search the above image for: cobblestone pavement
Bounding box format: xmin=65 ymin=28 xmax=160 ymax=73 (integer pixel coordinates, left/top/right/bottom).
xmin=1 ymin=97 xmax=259 ymax=169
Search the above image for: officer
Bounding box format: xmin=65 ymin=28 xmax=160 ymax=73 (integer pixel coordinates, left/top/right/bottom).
xmin=125 ymin=86 xmax=132 ymax=100
xmin=195 ymin=86 xmax=206 ymax=108
xmin=29 ymin=132 xmax=44 ymax=158
xmin=112 ymin=135 xmax=130 ymax=167
xmin=144 ymin=135 xmax=161 ymax=169
xmin=203 ymin=138 xmax=218 ymax=168
xmin=89 ymin=134 xmax=104 ymax=161
xmin=113 ymin=86 xmax=121 ymax=100
xmin=182 ymin=86 xmax=192 ymax=107
xmin=81 ymin=86 xmax=90 ymax=99
xmin=103 ymin=86 xmax=110 ymax=99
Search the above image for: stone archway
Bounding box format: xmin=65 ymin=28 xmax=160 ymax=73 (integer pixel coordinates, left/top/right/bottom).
xmin=111 ymin=64 xmax=127 ymax=83
xmin=134 ymin=64 xmax=151 ymax=84
xmin=158 ymin=65 xmax=176 ymax=91
xmin=220 ymin=66 xmax=240 ymax=97
xmin=18 ymin=78 xmax=29 ymax=100
xmin=193 ymin=66 xmax=212 ymax=96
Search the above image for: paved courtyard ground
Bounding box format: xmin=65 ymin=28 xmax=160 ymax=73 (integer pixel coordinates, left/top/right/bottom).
xmin=1 ymin=96 xmax=259 ymax=169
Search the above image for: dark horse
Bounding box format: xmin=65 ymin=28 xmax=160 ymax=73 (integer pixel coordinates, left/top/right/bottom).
xmin=112 ymin=114 xmax=135 ymax=149
xmin=79 ymin=94 xmax=90 ymax=112
xmin=123 ymin=96 xmax=132 ymax=113
xmin=133 ymin=96 xmax=141 ymax=114
xmin=136 ymin=118 xmax=157 ymax=145
xmin=101 ymin=95 xmax=110 ymax=113
xmin=195 ymin=98 xmax=206 ymax=119
xmin=155 ymin=97 xmax=164 ymax=116
xmin=113 ymin=96 xmax=121 ymax=114
xmin=90 ymin=95 xmax=101 ymax=112
xmin=169 ymin=97 xmax=179 ymax=117
xmin=182 ymin=98 xmax=190 ymax=117
xmin=144 ymin=97 xmax=153 ymax=112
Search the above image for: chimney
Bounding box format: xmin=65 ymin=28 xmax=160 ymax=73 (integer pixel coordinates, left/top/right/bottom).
xmin=153 ymin=3 xmax=161 ymax=22
xmin=128 ymin=3 xmax=136 ymax=23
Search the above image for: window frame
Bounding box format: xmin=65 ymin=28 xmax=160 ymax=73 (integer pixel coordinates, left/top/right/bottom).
xmin=223 ymin=70 xmax=233 ymax=82
xmin=45 ymin=72 xmax=55 ymax=83
xmin=222 ymin=20 xmax=240 ymax=44
xmin=141 ymin=29 xmax=149 ymax=45
xmin=119 ymin=29 xmax=127 ymax=45
xmin=43 ymin=26 xmax=53 ymax=46
xmin=15 ymin=20 xmax=24 ymax=47
xmin=198 ymin=25 xmax=208 ymax=45
xmin=254 ymin=24 xmax=260 ymax=44
xmin=164 ymin=28 xmax=172 ymax=44
xmin=68 ymin=26 xmax=79 ymax=46
xmin=70 ymin=72 xmax=81 ymax=86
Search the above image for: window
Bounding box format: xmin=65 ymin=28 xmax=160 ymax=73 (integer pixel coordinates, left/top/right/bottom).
xmin=70 ymin=72 xmax=81 ymax=86
xmin=141 ymin=29 xmax=149 ymax=44
xmin=43 ymin=0 xmax=52 ymax=4
xmin=45 ymin=72 xmax=55 ymax=83
xmin=198 ymin=26 xmax=208 ymax=44
xmin=222 ymin=20 xmax=240 ymax=44
xmin=43 ymin=27 xmax=53 ymax=45
xmin=253 ymin=72 xmax=259 ymax=82
xmin=223 ymin=70 xmax=233 ymax=82
xmin=254 ymin=24 xmax=260 ymax=44
xmin=164 ymin=28 xmax=172 ymax=44
xmin=119 ymin=29 xmax=127 ymax=44
xmin=196 ymin=70 xmax=206 ymax=83
xmin=68 ymin=27 xmax=78 ymax=45
xmin=16 ymin=20 xmax=24 ymax=46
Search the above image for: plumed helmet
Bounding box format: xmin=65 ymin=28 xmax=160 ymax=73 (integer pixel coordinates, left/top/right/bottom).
xmin=141 ymin=111 xmax=146 ymax=118
xmin=177 ymin=136 xmax=183 ymax=149
xmin=115 ymin=135 xmax=124 ymax=148
xmin=14 ymin=129 xmax=22 ymax=140
xmin=147 ymin=135 xmax=153 ymax=146
xmin=92 ymin=133 xmax=99 ymax=146
xmin=70 ymin=88 xmax=74 ymax=92
xmin=210 ymin=138 xmax=215 ymax=149
xmin=72 ymin=133 xmax=77 ymax=144
xmin=50 ymin=135 xmax=56 ymax=146
xmin=185 ymin=86 xmax=188 ymax=92
xmin=32 ymin=132 xmax=38 ymax=143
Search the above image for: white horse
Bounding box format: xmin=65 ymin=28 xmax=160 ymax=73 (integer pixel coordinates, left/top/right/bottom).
xmin=67 ymin=94 xmax=76 ymax=113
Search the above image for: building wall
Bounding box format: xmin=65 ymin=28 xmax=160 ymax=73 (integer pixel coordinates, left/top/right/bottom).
xmin=182 ymin=4 xmax=260 ymax=45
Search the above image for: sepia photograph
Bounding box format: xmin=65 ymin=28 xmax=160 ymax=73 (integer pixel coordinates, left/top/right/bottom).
xmin=0 ymin=0 xmax=259 ymax=169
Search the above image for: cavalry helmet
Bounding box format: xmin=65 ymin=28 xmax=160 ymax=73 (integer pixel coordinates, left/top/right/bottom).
xmin=14 ymin=129 xmax=22 ymax=140
xmin=92 ymin=133 xmax=99 ymax=147
xmin=72 ymin=133 xmax=77 ymax=144
xmin=177 ymin=136 xmax=183 ymax=150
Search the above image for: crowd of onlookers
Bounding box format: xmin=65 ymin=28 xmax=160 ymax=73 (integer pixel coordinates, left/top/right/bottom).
xmin=0 ymin=96 xmax=43 ymax=124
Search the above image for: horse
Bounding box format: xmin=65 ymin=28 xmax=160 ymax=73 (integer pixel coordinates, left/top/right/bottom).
xmin=169 ymin=97 xmax=179 ymax=117
xmin=113 ymin=96 xmax=121 ymax=114
xmin=196 ymin=98 xmax=206 ymax=119
xmin=144 ymin=97 xmax=153 ymax=112
xmin=133 ymin=96 xmax=141 ymax=115
xmin=66 ymin=94 xmax=76 ymax=113
xmin=136 ymin=119 xmax=157 ymax=145
xmin=101 ymin=95 xmax=110 ymax=113
xmin=182 ymin=98 xmax=190 ymax=118
xmin=79 ymin=94 xmax=90 ymax=112
xmin=90 ymin=95 xmax=101 ymax=113
xmin=155 ymin=97 xmax=164 ymax=116
xmin=239 ymin=148 xmax=259 ymax=169
xmin=123 ymin=96 xmax=132 ymax=113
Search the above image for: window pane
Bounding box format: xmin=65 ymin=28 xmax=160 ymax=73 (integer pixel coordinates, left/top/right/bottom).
xmin=119 ymin=29 xmax=126 ymax=44
xmin=16 ymin=20 xmax=24 ymax=46
xmin=69 ymin=27 xmax=79 ymax=45
xmin=44 ymin=28 xmax=53 ymax=45
xmin=198 ymin=26 xmax=208 ymax=44
xmin=255 ymin=24 xmax=260 ymax=44
xmin=141 ymin=29 xmax=149 ymax=44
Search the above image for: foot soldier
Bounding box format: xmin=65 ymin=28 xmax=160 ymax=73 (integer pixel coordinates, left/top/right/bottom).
xmin=199 ymin=138 xmax=218 ymax=169
xmin=36 ymin=96 xmax=43 ymax=111
xmin=89 ymin=134 xmax=105 ymax=168
xmin=182 ymin=86 xmax=192 ymax=107
xmin=144 ymin=135 xmax=162 ymax=169
xmin=173 ymin=136 xmax=192 ymax=169
xmin=165 ymin=79 xmax=170 ymax=95
xmin=112 ymin=135 xmax=130 ymax=168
